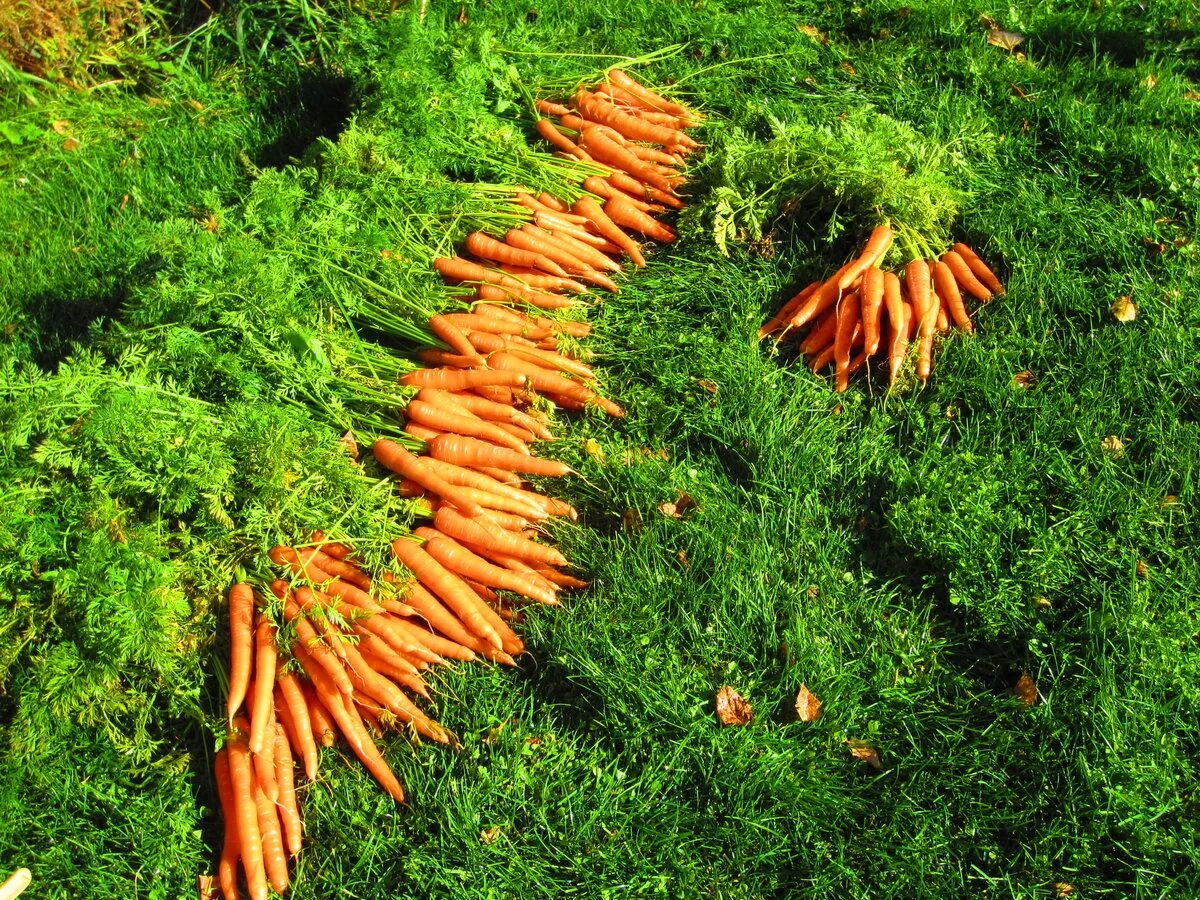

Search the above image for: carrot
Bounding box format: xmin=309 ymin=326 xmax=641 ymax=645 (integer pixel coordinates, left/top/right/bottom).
xmin=536 ymin=117 xmax=589 ymax=159
xmin=515 ymin=192 xmax=589 ymax=224
xmin=941 ymin=249 xmax=994 ymax=302
xmin=440 ymin=502 xmax=534 ymax=533
xmin=435 ymin=505 xmax=568 ymax=567
xmin=250 ymin=687 xmax=279 ymax=804
xmin=798 ymin=307 xmax=839 ymax=357
xmin=429 ymin=433 xmax=572 ymax=477
xmin=373 ymin=438 xmax=488 ymax=517
xmin=860 ymin=266 xmax=886 ymax=355
xmin=442 ymin=391 xmax=555 ymax=440
xmin=759 ymin=281 xmax=822 ymax=340
xmin=279 ymin=592 xmax=355 ymax=696
xmin=226 ymin=583 xmax=255 ymax=723
xmin=276 ymin=672 xmax=318 ymax=780
xmin=520 ymin=223 xmax=622 ymax=275
xmin=214 ymin=749 xmax=241 ymax=900
xmin=388 ymin=617 xmax=479 ymax=664
xmin=606 ymin=169 xmax=686 ymax=210
xmin=299 ymin=547 xmax=373 ymax=593
xmin=400 ymin=367 xmax=526 ymax=391
xmin=421 ymin=533 xmax=559 ymax=605
xmin=473 ymin=280 xmax=582 ymax=312
xmin=907 ymin=259 xmax=938 ymax=381
xmin=272 ymin=724 xmax=302 ymax=856
xmin=399 ymin=578 xmax=494 ymax=652
xmin=597 ymin=81 xmax=688 ymax=126
xmin=248 ymin=616 xmax=277 ymax=756
xmin=834 ymin=292 xmax=863 ymax=393
xmin=606 ymin=68 xmax=701 ymax=125
xmin=350 ymin=627 xmax=427 ymax=675
xmin=787 ymin=263 xmax=855 ymax=331
xmin=882 ymin=272 xmax=908 ymax=384
xmin=445 ymin=311 xmax=550 ymax=341
xmin=254 ymin=768 xmax=288 ymax=894
xmin=227 ymin=723 xmax=268 ymax=900
xmin=358 ymin=648 xmax=431 ymax=697
xmin=413 ymin=457 xmax=546 ymax=514
xmin=808 ymin=342 xmax=836 ymax=374
xmin=391 ymin=538 xmax=503 ymax=650
xmin=535 ymin=212 xmax=619 ymax=252
xmin=488 ymin=351 xmax=621 ymax=416
xmin=582 ymin=175 xmax=658 ymax=213
xmin=467 ymin=230 xmax=568 ymax=277
xmin=951 ymin=242 xmax=1004 ymax=295
xmin=493 ymin=264 xmax=587 ymax=295
xmin=428 ymin=313 xmax=486 ymax=366
xmin=429 ymin=480 xmax=546 ymax=520
xmin=837 ymin=225 xmax=894 ymax=291
xmin=306 ymin=530 xmax=358 ymax=562
xmin=296 ymin=644 xmax=406 ymax=802
xmin=935 ymin=291 xmax=950 ymax=333
xmin=407 ymin=400 xmax=531 ymax=454
xmin=503 ymin=227 xmax=603 ymax=281
xmin=531 ymin=225 xmax=624 ymax=274
xmin=300 ymin=680 xmax=337 ymax=747
xmin=535 ymin=99 xmax=570 ymax=117
xmin=532 ymin=565 xmax=590 ymax=590
xmin=536 ymin=191 xmax=569 ymax=212
xmin=416 ymin=349 xmax=478 ymax=369
xmin=466 ymin=331 xmax=596 ymax=381
xmin=578 ymin=125 xmax=676 ymax=193
xmin=602 ymin=193 xmax=676 ymax=244
xmin=936 ymin=262 xmax=973 ymax=330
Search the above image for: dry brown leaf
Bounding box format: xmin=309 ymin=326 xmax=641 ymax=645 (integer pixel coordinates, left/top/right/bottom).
xmin=658 ymin=491 xmax=697 ymax=519
xmin=1144 ymin=73 xmax=1158 ymax=89
xmin=584 ymin=438 xmax=605 ymax=462
xmin=622 ymin=508 xmax=643 ymax=532
xmin=1055 ymin=882 xmax=1075 ymax=897
xmin=807 ymin=585 xmax=820 ymax=599
xmin=1112 ymin=295 xmax=1137 ymax=322
xmin=840 ymin=61 xmax=858 ymax=76
xmin=1186 ymin=90 xmax=1200 ymax=102
xmin=794 ymin=683 xmax=823 ymax=722
xmin=198 ymin=874 xmax=217 ymax=900
xmin=1101 ymin=435 xmax=1126 ymax=460
xmin=146 ymin=96 xmax=166 ymax=106
xmin=697 ymin=378 xmax=719 ymax=395
xmin=1013 ymin=672 xmax=1038 ymax=707
xmin=798 ymin=24 xmax=829 ymax=43
xmin=457 ymin=4 xmax=467 ymax=23
xmin=987 ymin=27 xmax=1026 ymax=51
xmin=1036 ymin=595 xmax=1052 ymax=609
xmin=1136 ymin=560 xmax=1150 ymax=578
xmin=1012 ymin=369 xmax=1036 ymax=388
xmin=715 ymin=685 xmax=753 ymax=726
xmin=677 ymin=550 xmax=689 ymax=568
xmin=1160 ymin=494 xmax=1179 ymax=508
xmin=479 ymin=826 xmax=501 ymax=845
xmin=63 ymin=137 xmax=79 ymax=152
xmin=50 ymin=119 xmax=70 ymax=135
xmin=119 ymin=194 xmax=130 ymax=211
xmin=187 ymin=99 xmax=205 ymax=112
xmin=846 ymin=739 xmax=882 ymax=769
xmin=338 ymin=430 xmax=360 ymax=460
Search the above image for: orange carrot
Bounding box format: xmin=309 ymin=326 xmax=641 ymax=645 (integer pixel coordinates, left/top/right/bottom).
xmin=787 ymin=262 xmax=855 ymax=331
xmin=942 ymin=249 xmax=993 ymax=301
xmin=391 ymin=538 xmax=503 ymax=650
xmin=400 ymin=367 xmax=526 ymax=391
xmin=572 ymin=196 xmax=646 ymax=267
xmin=504 ymin=227 xmax=605 ymax=282
xmin=535 ymin=99 xmax=570 ymax=117
xmin=373 ymin=438 xmax=488 ymax=517
xmin=407 ymin=400 xmax=531 ymax=454
xmin=596 ymin=81 xmax=688 ymax=126
xmin=578 ymin=124 xmax=676 ymax=193
xmin=272 ymin=723 xmax=302 ymax=857
xmin=834 ymin=292 xmax=862 ymax=393
xmin=428 ymin=313 xmax=486 ymax=366
xmin=226 ymin=583 xmax=255 ymax=723
xmin=276 ymin=672 xmax=317 ymax=780
xmin=838 ymin=225 xmax=894 ymax=291
xmin=435 ymin=505 xmax=568 ymax=567
xmin=933 ymin=259 xmax=973 ymax=333
xmin=227 ymin=722 xmax=268 ymax=900
xmin=603 ymin=192 xmax=676 ymax=244
xmin=248 ymin=616 xmax=277 ymax=756
xmin=799 ymin=306 xmax=840 ymax=357
xmin=420 ymin=533 xmax=559 ymax=606
xmin=465 ymin=331 xmax=596 ymax=381
xmin=515 ymin=192 xmax=589 ymax=224
xmin=415 ymin=349 xmax=478 ymax=369
xmin=882 ymin=272 xmax=909 ymax=384
xmin=488 ymin=352 xmax=621 ymax=416
xmin=279 ymin=592 xmax=355 ymax=696
xmin=520 ymin=223 xmax=622 ymax=274
xmin=300 ymin=680 xmax=337 ymax=747
xmin=254 ymin=769 xmax=288 ymax=895
xmin=214 ymin=749 xmax=241 ymax=900
xmin=412 ymin=456 xmax=549 ymax=518
xmin=429 ymin=433 xmax=572 ymax=477
xmin=582 ymin=175 xmax=658 ymax=213
xmin=860 ymin=266 xmax=886 ymax=355
xmin=759 ymin=280 xmax=822 ymax=340
xmin=444 ymin=311 xmax=551 ymax=341
xmin=442 ymin=390 xmax=554 ymax=440
xmin=574 ymin=90 xmax=694 ymax=149
xmin=467 ymin=230 xmax=568 ymax=277
xmin=537 ymin=191 xmax=569 ymax=212
xmin=606 ymin=69 xmax=701 ymax=125
xmin=951 ymin=243 xmax=1004 ymax=295
xmin=906 ymin=260 xmax=937 ymax=381
xmin=536 ymin=117 xmax=589 ymax=159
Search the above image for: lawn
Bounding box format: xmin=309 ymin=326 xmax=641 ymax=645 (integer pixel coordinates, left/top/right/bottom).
xmin=1 ymin=1 xmax=1198 ymax=897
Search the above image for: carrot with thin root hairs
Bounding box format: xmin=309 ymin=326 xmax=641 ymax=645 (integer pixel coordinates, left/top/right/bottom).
xmin=951 ymin=243 xmax=1004 ymax=295
xmin=603 ymin=193 xmax=677 ymax=244
xmin=537 ymin=192 xmax=569 ymax=212
xmin=254 ymin=759 xmax=288 ymax=895
xmin=406 ymin=400 xmax=531 ymax=454
xmin=429 ymin=433 xmax=573 ymax=477
xmin=799 ymin=307 xmax=839 ymax=357
xmin=467 ymin=230 xmax=568 ymax=277
xmin=607 ymin=69 xmax=700 ymax=124
xmin=247 ymin=616 xmax=277 ymax=756
xmin=391 ymin=538 xmax=503 ymax=650
xmin=429 ymin=314 xmax=486 ymax=365
xmin=536 ymin=117 xmax=588 ymax=159
xmin=788 ymin=263 xmax=855 ymax=331
xmin=435 ymin=505 xmax=568 ymax=567
xmin=301 ymin=681 xmax=337 ymax=747
xmin=272 ymin=724 xmax=302 ymax=857
xmin=515 ymin=192 xmax=588 ymax=223
xmin=227 ymin=723 xmax=268 ymax=900
xmin=881 ymin=272 xmax=908 ymax=384
xmin=277 ymin=672 xmax=318 ymax=781
xmin=572 ymin=196 xmax=646 ymax=267
xmin=759 ymin=281 xmax=821 ymax=340
xmin=834 ymin=293 xmax=862 ymax=393
xmin=420 ymin=533 xmax=559 ymax=605
xmin=941 ymin=249 xmax=993 ymax=301
xmin=933 ymin=259 xmax=972 ymax=333
xmin=226 ymin=583 xmax=255 ymax=723
xmin=279 ymin=593 xmax=355 ymax=696
xmin=838 ymin=225 xmax=894 ymax=291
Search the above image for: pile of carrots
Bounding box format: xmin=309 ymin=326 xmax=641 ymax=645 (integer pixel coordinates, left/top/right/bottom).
xmin=759 ymin=226 xmax=1005 ymax=390
xmin=212 ymin=67 xmax=699 ymax=900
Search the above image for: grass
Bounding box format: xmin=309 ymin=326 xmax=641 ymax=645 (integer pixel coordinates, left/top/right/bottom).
xmin=1 ymin=0 xmax=1199 ymax=897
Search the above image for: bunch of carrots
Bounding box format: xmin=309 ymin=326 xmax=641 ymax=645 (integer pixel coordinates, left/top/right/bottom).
xmin=759 ymin=226 xmax=1005 ymax=390
xmin=211 ymin=67 xmax=699 ymax=900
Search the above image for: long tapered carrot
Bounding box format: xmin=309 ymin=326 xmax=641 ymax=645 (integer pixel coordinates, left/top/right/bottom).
xmin=882 ymin=272 xmax=908 ymax=384
xmin=465 ymin=331 xmax=596 ymax=381
xmin=444 ymin=311 xmax=552 ymax=342
xmin=573 ymin=89 xmax=694 ymax=151
xmin=602 ymin=193 xmax=677 ymax=244
xmin=399 ymin=367 xmax=526 ymax=391
xmin=467 ymin=230 xmax=568 ymax=277
xmin=527 ymin=224 xmax=623 ymax=273
xmin=373 ymin=438 xmax=488 ymax=517
xmin=350 ymin=627 xmax=428 ymax=676
xmin=578 ymin=125 xmax=676 ymax=193
xmin=908 ymin=259 xmax=938 ymax=381
xmin=428 ymin=313 xmax=486 ymax=366
xmin=227 ymin=722 xmax=268 ymax=900
xmin=496 ymin=264 xmax=589 ymax=294
xmin=277 ymin=671 xmax=318 ymax=781
xmin=419 ymin=532 xmax=559 ymax=605
xmin=294 ymin=644 xmax=406 ymax=802
xmin=254 ymin=756 xmax=289 ymax=895
xmin=759 ymin=281 xmax=821 ymax=340
xmin=391 ymin=538 xmax=503 ymax=650
xmin=226 ymin=583 xmax=255 ymax=723
xmin=799 ymin=307 xmax=839 ymax=357
xmin=435 ymin=505 xmax=568 ymax=567
xmin=932 ymin=259 xmax=973 ymax=333
xmin=487 ymin=352 xmax=622 ymax=416
xmin=571 ymin=196 xmax=646 ymax=267
xmin=536 ymin=191 xmax=569 ymax=212
xmin=300 ymin=680 xmax=337 ymax=747
xmin=536 ymin=117 xmax=589 ymax=159
xmin=279 ymin=592 xmax=355 ymax=696
xmin=251 ymin=691 xmax=279 ymax=803
xmin=834 ymin=292 xmax=862 ymax=393
xmin=272 ymin=724 xmax=302 ymax=857
xmin=503 ymin=227 xmax=609 ymax=283
xmin=429 ymin=433 xmax=572 ymax=477
xmin=597 ymin=81 xmax=688 ymax=126
xmin=399 ymin=578 xmax=495 ymax=653
xmin=358 ymin=648 xmax=431 ymax=698
xmin=407 ymin=400 xmax=530 ymax=454
xmin=837 ymin=225 xmax=894 ymax=291
xmin=951 ymin=242 xmax=1004 ymax=295
xmin=607 ymin=68 xmax=701 ymax=124
xmin=332 ymin=630 xmax=449 ymax=743
xmin=860 ymin=266 xmax=886 ymax=355
xmin=788 ymin=263 xmax=855 ymax=331
xmin=941 ymin=249 xmax=993 ymax=302
xmin=437 ymin=390 xmax=554 ymax=440
xmin=515 ymin=192 xmax=589 ymax=224
xmin=214 ymin=749 xmax=241 ymax=900
xmin=248 ymin=616 xmax=277 ymax=756
xmin=582 ymin=175 xmax=660 ymax=213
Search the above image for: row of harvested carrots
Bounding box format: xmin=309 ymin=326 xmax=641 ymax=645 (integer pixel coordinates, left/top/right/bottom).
xmin=759 ymin=226 xmax=1005 ymax=390
xmin=211 ymin=67 xmax=700 ymax=900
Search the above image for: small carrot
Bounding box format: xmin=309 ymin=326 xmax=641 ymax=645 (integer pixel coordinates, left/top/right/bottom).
xmin=574 ymin=90 xmax=693 ymax=150
xmin=536 ymin=191 xmax=569 ymax=212
xmin=467 ymin=230 xmax=568 ymax=277
xmin=860 ymin=266 xmax=886 ymax=355
xmin=578 ymin=124 xmax=675 ymax=193
xmin=407 ymin=400 xmax=531 ymax=454
xmin=435 ymin=505 xmax=568 ymax=567
xmin=300 ymin=680 xmax=338 ymax=747
xmin=248 ymin=616 xmax=277 ymax=756
xmin=787 ymin=262 xmax=855 ymax=331
xmin=602 ymin=193 xmax=677 ymax=244
xmin=798 ymin=307 xmax=839 ymax=357
xmin=606 ymin=68 xmax=701 ymax=125
xmin=941 ymin=249 xmax=993 ymax=302
xmin=837 ymin=225 xmax=894 ymax=291
xmin=582 ymin=175 xmax=661 ymax=214
xmin=391 ymin=537 xmax=503 ymax=650
xmin=227 ymin=723 xmax=268 ymax=900
xmin=214 ymin=749 xmax=241 ymax=900
xmin=251 ymin=687 xmax=279 ymax=803
xmin=951 ymin=242 xmax=1005 ymax=295
xmin=759 ymin=280 xmax=822 ymax=340
xmin=399 ymin=367 xmax=526 ymax=391
xmin=428 ymin=313 xmax=486 ymax=366
xmin=254 ymin=757 xmax=289 ymax=894
xmin=445 ymin=310 xmax=551 ymax=341
xmin=272 ymin=723 xmax=303 ymax=857
xmin=226 ymin=583 xmax=255 ymax=723
xmin=277 ymin=671 xmax=318 ymax=781
xmin=881 ymin=272 xmax=908 ymax=384
xmin=466 ymin=331 xmax=596 ymax=381
xmin=535 ymin=117 xmax=588 ymax=159
xmin=279 ymin=592 xmax=355 ymax=696
xmin=932 ymin=259 xmax=972 ymax=332
xmin=834 ymin=292 xmax=862 ymax=393
xmin=521 ymin=223 xmax=622 ymax=274
xmin=429 ymin=433 xmax=572 ymax=477
xmin=515 ymin=192 xmax=589 ymax=224
xmin=534 ymin=99 xmax=571 ymax=117
xmin=572 ymin=196 xmax=646 ymax=267
xmin=420 ymin=532 xmax=559 ymax=606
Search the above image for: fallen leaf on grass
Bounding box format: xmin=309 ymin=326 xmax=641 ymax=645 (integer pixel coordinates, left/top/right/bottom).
xmin=1160 ymin=494 xmax=1179 ymax=508
xmin=987 ymin=26 xmax=1026 ymax=51
xmin=794 ymin=684 xmax=822 ymax=722
xmin=1013 ymin=672 xmax=1038 ymax=707
xmin=1144 ymin=73 xmax=1158 ymax=89
xmin=1012 ymin=369 xmax=1036 ymax=388
xmin=1136 ymin=560 xmax=1150 ymax=578
xmin=197 ymin=212 xmax=219 ymax=233
xmin=797 ymin=24 xmax=828 ymax=44
xmin=584 ymin=438 xmax=605 ymax=462
xmin=658 ymin=492 xmax=697 ymax=519
xmin=63 ymin=137 xmax=80 ymax=152
xmin=338 ymin=430 xmax=359 ymax=460
xmin=715 ymin=685 xmax=753 ymax=726
xmin=676 ymin=550 xmax=689 ymax=568
xmin=1101 ymin=435 xmax=1125 ymax=460
xmin=1111 ymin=295 xmax=1137 ymax=322
xmin=622 ymin=508 xmax=643 ymax=533
xmin=1054 ymin=883 xmax=1075 ymax=897
xmin=51 ymin=119 xmax=70 ymax=135
xmin=846 ymin=739 xmax=881 ymax=768
xmin=479 ymin=826 xmax=502 ymax=845
xmin=697 ymin=378 xmax=719 ymax=395
xmin=1186 ymin=90 xmax=1200 ymax=102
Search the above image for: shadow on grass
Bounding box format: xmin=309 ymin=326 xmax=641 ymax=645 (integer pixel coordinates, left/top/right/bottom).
xmin=517 ymin=654 xmax=608 ymax=739
xmin=256 ymin=68 xmax=356 ymax=169
xmin=27 ymin=287 xmax=126 ymax=372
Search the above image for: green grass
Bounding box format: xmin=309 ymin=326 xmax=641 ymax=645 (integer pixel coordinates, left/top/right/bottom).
xmin=1 ymin=1 xmax=1199 ymax=897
